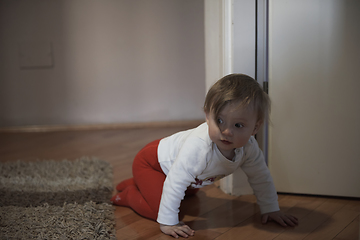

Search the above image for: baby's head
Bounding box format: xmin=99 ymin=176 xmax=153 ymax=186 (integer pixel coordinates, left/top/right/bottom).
xmin=203 ymin=74 xmax=270 ymax=125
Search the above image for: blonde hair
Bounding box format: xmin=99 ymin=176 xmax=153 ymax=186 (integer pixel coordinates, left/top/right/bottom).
xmin=203 ymin=74 xmax=270 ymax=123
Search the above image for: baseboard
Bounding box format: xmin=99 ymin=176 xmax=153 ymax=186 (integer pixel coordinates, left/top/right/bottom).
xmin=0 ymin=119 xmax=205 ymax=133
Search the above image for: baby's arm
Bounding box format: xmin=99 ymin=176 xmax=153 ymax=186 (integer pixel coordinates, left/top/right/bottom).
xmin=241 ymin=138 xmax=298 ymax=227
xmin=157 ymin=139 xmax=208 ymax=237
xmin=157 ymin=175 xmax=197 ymax=238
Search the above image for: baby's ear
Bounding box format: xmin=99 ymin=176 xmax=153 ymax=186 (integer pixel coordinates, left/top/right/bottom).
xmin=205 ymin=111 xmax=211 ymax=123
xmin=252 ymin=120 xmax=263 ymax=135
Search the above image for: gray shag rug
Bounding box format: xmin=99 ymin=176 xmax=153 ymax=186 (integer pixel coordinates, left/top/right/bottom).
xmin=0 ymin=157 xmax=116 ymax=239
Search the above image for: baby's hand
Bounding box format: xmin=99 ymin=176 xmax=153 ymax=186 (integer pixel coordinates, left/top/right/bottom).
xmin=160 ymin=222 xmax=195 ymax=238
xmin=261 ymin=211 xmax=298 ymax=227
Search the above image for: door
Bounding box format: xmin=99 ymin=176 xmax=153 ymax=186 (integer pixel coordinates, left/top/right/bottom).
xmin=268 ymin=0 xmax=360 ymax=197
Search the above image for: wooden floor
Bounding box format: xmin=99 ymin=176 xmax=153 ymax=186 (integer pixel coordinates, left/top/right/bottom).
xmin=1 ymin=123 xmax=359 ymax=240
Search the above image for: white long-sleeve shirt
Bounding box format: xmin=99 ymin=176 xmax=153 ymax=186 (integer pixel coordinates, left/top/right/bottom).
xmin=156 ymin=122 xmax=279 ymax=225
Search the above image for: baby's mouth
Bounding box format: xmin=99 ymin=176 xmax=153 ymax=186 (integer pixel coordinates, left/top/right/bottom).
xmin=221 ymin=140 xmax=232 ymax=145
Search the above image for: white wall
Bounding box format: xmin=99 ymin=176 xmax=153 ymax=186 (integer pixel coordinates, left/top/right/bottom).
xmin=0 ymin=0 xmax=205 ymax=127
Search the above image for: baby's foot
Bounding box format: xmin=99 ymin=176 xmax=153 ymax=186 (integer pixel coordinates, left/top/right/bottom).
xmin=116 ymin=178 xmax=135 ymax=192
xmin=111 ymin=191 xmax=128 ymax=206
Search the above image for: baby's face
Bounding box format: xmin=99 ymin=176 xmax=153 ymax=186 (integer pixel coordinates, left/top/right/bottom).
xmin=206 ymin=103 xmax=261 ymax=159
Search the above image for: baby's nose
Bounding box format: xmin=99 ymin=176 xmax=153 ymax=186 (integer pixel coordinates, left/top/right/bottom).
xmin=221 ymin=127 xmax=233 ymax=136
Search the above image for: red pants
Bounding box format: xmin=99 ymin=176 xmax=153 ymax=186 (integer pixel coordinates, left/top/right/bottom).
xmin=111 ymin=139 xmax=198 ymax=221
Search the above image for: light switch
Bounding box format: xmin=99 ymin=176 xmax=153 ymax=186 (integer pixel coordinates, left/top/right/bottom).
xmin=18 ymin=42 xmax=54 ymax=69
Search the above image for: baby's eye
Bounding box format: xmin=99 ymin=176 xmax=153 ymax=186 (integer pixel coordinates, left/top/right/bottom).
xmin=217 ymin=118 xmax=224 ymax=124
xmin=235 ymin=123 xmax=243 ymax=128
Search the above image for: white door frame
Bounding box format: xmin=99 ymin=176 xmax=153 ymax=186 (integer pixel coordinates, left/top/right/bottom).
xmin=205 ymin=0 xmax=265 ymax=195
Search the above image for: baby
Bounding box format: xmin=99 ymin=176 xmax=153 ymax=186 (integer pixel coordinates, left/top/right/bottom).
xmin=112 ymin=74 xmax=298 ymax=238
